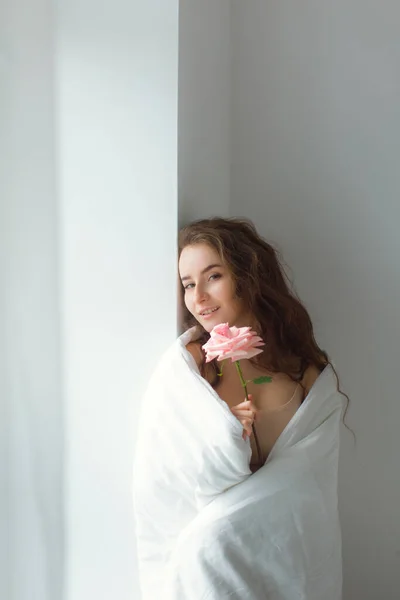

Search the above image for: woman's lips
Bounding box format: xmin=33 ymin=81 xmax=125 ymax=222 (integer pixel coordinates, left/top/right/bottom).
xmin=200 ymin=307 xmax=219 ymax=319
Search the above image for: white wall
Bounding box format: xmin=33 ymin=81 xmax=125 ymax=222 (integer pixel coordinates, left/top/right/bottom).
xmin=4 ymin=2 xmax=397 ymax=598
xmin=2 ymin=1 xmax=179 ymax=599
xmin=1 ymin=1 xmax=64 ymax=599
xmin=178 ymin=0 xmax=231 ymax=224
xmin=57 ymin=2 xmax=179 ymax=599
xmin=231 ymin=2 xmax=400 ymax=598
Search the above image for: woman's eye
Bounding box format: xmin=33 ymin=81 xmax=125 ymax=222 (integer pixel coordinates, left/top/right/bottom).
xmin=183 ymin=273 xmax=221 ymax=290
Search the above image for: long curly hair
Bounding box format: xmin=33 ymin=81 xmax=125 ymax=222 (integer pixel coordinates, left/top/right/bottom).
xmin=178 ymin=217 xmax=351 ymax=424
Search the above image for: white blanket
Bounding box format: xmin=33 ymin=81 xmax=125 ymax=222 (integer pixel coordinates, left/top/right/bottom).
xmin=132 ymin=328 xmax=345 ymax=600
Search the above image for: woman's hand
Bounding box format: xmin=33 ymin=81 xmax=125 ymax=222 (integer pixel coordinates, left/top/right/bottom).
xmin=230 ymin=394 xmax=258 ymax=440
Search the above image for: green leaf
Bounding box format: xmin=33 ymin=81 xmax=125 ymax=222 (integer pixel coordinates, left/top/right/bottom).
xmin=252 ymin=376 xmax=273 ymax=385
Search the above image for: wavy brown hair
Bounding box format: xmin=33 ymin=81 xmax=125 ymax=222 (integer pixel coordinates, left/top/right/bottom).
xmin=178 ymin=217 xmax=351 ymax=425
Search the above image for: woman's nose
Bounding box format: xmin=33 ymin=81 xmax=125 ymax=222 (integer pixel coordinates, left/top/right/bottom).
xmin=194 ymin=284 xmax=209 ymax=303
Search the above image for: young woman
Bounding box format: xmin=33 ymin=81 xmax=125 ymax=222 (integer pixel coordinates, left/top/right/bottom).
xmin=133 ymin=217 xmax=347 ymax=600
xmin=179 ymin=217 xmax=335 ymax=471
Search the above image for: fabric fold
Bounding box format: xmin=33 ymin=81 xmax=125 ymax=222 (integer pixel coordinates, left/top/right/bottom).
xmin=133 ymin=328 xmax=345 ymax=600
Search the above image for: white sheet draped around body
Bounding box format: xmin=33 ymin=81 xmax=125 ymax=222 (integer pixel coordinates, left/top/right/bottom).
xmin=132 ymin=328 xmax=345 ymax=600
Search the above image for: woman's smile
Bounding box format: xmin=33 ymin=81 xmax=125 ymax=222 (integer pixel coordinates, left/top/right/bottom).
xmin=179 ymin=243 xmax=250 ymax=332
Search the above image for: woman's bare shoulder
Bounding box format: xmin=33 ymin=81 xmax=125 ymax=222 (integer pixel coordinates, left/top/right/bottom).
xmin=253 ymin=372 xmax=302 ymax=411
xmin=252 ymin=362 xmax=323 ymax=410
xmin=302 ymin=364 xmax=324 ymax=396
xmin=185 ymin=341 xmax=203 ymax=367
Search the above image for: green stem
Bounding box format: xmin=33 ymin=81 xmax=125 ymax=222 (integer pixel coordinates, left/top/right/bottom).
xmin=217 ymin=360 xmax=226 ymax=377
xmin=235 ymin=361 xmax=263 ymax=467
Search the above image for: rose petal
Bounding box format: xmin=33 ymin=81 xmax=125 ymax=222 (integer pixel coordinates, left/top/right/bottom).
xmin=202 ymin=324 xmax=265 ymax=362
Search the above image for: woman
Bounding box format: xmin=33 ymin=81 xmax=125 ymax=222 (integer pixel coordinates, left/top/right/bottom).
xmin=133 ymin=217 xmax=347 ymax=600
xmin=179 ymin=217 xmax=334 ymax=471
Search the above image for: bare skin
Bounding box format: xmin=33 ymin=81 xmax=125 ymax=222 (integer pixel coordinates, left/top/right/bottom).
xmin=180 ymin=244 xmax=323 ymax=471
xmin=186 ymin=341 xmax=322 ymax=472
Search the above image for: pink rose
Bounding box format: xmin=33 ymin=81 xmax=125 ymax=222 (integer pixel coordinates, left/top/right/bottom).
xmin=202 ymin=323 xmax=265 ymax=363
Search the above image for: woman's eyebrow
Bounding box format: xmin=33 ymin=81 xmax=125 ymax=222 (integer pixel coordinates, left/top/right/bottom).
xmin=181 ymin=263 xmax=223 ymax=282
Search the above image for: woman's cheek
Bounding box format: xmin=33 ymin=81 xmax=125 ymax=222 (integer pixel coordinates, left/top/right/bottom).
xmin=185 ymin=293 xmax=195 ymax=315
xmin=214 ymin=280 xmax=228 ymax=299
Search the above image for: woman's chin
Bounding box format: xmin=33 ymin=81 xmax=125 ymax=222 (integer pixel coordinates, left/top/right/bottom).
xmin=199 ymin=313 xmax=225 ymax=332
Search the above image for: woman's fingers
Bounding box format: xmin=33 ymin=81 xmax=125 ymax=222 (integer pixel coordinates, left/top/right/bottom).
xmin=234 ymin=399 xmax=253 ymax=409
xmin=234 ymin=415 xmax=253 ymax=426
xmin=230 ymin=408 xmax=254 ymax=418
xmin=231 ymin=405 xmax=257 ymax=420
xmin=242 ymin=422 xmax=253 ymax=438
xmin=232 ymin=397 xmax=255 ymax=411
xmin=230 ymin=394 xmax=258 ymax=438
xmin=235 ymin=394 xmax=257 ymax=409
xmin=233 ymin=414 xmax=254 ymax=435
xmin=233 ymin=413 xmax=256 ymax=428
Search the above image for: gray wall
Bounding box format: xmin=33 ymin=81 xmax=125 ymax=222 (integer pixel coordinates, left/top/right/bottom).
xmin=231 ymin=2 xmax=400 ymax=598
xmin=178 ymin=0 xmax=231 ymax=223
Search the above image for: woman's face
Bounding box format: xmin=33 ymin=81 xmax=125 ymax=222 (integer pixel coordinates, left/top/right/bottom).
xmin=179 ymin=243 xmax=251 ymax=332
